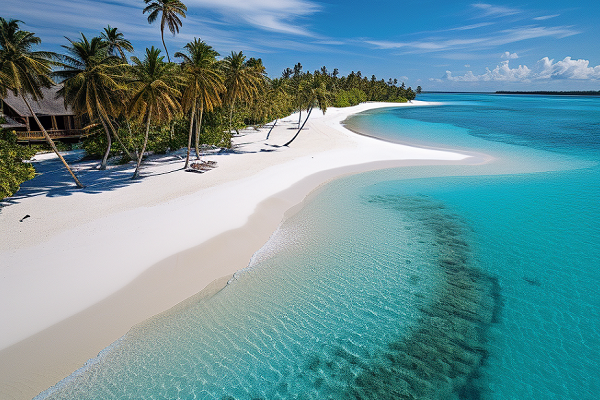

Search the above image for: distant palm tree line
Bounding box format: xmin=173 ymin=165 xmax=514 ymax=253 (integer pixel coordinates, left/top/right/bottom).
xmin=0 ymin=12 xmax=416 ymax=187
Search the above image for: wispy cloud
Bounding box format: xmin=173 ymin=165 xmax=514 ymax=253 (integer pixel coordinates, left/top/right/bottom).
xmin=313 ymin=40 xmax=347 ymax=45
xmin=3 ymin=0 xmax=153 ymax=44
xmin=495 ymin=25 xmax=578 ymax=43
xmin=3 ymin=0 xmax=325 ymax=58
xmin=367 ymin=25 xmax=579 ymax=53
xmin=533 ymin=14 xmax=560 ymax=21
xmin=472 ymin=3 xmax=521 ymax=18
xmin=187 ymin=0 xmax=321 ymax=37
xmin=444 ymin=57 xmax=600 ymax=82
xmin=366 ymin=38 xmax=486 ymax=50
xmin=449 ymin=22 xmax=495 ymax=31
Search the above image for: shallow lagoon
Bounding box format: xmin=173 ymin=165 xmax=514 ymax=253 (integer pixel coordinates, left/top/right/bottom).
xmin=39 ymin=94 xmax=600 ymax=399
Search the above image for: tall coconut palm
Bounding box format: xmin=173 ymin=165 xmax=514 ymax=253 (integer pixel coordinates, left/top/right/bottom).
xmin=222 ymin=51 xmax=264 ymax=145
xmin=100 ymin=25 xmax=134 ymax=61
xmin=143 ymin=0 xmax=187 ymax=62
xmin=174 ymin=38 xmax=224 ymax=169
xmin=55 ymin=33 xmax=129 ymax=169
xmin=264 ymin=77 xmax=290 ymax=140
xmin=128 ymin=46 xmax=181 ymax=179
xmin=0 ymin=18 xmax=84 ymax=187
xmin=283 ymin=73 xmax=329 ymax=147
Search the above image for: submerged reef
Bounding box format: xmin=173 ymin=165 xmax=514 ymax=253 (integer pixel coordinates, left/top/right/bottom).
xmin=219 ymin=195 xmax=501 ymax=400
xmin=270 ymin=195 xmax=501 ymax=400
xmin=344 ymin=195 xmax=502 ymax=400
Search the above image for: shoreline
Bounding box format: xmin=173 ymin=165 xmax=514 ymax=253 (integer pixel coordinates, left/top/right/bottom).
xmin=0 ymin=101 xmax=477 ymax=399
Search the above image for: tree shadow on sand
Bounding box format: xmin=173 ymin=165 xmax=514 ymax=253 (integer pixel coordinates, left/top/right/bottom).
xmin=1 ymin=151 xmax=185 ymax=207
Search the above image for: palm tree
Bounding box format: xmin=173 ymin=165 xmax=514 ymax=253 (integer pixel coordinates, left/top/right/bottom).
xmin=128 ymin=46 xmax=181 ymax=179
xmin=143 ymin=0 xmax=187 ymax=62
xmin=55 ymin=33 xmax=130 ymax=169
xmin=264 ymin=77 xmax=290 ymax=140
xmin=100 ymin=25 xmax=134 ymax=61
xmin=174 ymin=38 xmax=224 ymax=169
xmin=283 ymin=73 xmax=329 ymax=147
xmin=221 ymin=51 xmax=264 ymax=145
xmin=291 ymin=62 xmax=304 ymax=126
xmin=0 ymin=18 xmax=84 ymax=187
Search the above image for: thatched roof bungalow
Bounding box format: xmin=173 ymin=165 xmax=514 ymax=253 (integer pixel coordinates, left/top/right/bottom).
xmin=0 ymin=86 xmax=85 ymax=142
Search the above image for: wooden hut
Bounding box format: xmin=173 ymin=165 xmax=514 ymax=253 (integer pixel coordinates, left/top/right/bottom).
xmin=0 ymin=86 xmax=88 ymax=142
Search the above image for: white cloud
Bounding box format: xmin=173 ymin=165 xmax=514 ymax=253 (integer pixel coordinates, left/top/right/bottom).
xmin=534 ymin=14 xmax=560 ymax=21
xmin=472 ymin=3 xmax=521 ymax=18
xmin=536 ymin=57 xmax=600 ymax=80
xmin=446 ymin=61 xmax=531 ymax=82
xmin=444 ymin=57 xmax=600 ymax=82
xmin=465 ymin=64 xmax=471 ymax=68
xmin=502 ymin=51 xmax=519 ymax=59
xmin=188 ymin=0 xmax=321 ymax=36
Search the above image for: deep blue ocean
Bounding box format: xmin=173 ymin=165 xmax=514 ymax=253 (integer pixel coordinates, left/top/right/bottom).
xmin=38 ymin=94 xmax=600 ymax=399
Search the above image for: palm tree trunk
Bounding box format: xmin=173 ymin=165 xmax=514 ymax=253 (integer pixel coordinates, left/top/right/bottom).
xmin=107 ymin=118 xmax=134 ymax=160
xmin=161 ymin=29 xmax=170 ymax=62
xmin=195 ymin=105 xmax=204 ymax=159
xmin=227 ymin=102 xmax=235 ymax=148
xmin=133 ymin=107 xmax=152 ymax=179
xmin=284 ymin=106 xmax=313 ymax=147
xmin=184 ymin=105 xmax=194 ymax=169
xmin=21 ymin=94 xmax=84 ymax=188
xmin=266 ymin=119 xmax=277 ymax=140
xmin=125 ymin=120 xmax=139 ymax=158
xmin=99 ymin=116 xmax=112 ymax=170
xmin=298 ymin=109 xmax=302 ymax=126
xmin=228 ymin=103 xmax=234 ymax=135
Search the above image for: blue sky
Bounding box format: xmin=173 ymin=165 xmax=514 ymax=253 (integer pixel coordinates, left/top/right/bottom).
xmin=4 ymin=0 xmax=600 ymax=91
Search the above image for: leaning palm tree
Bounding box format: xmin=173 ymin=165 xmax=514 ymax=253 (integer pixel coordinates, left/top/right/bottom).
xmin=143 ymin=0 xmax=187 ymax=62
xmin=0 ymin=18 xmax=84 ymax=187
xmin=55 ymin=33 xmax=130 ymax=169
xmin=221 ymin=51 xmax=264 ymax=145
xmin=100 ymin=25 xmax=134 ymax=61
xmin=128 ymin=46 xmax=181 ymax=179
xmin=174 ymin=38 xmax=224 ymax=169
xmin=283 ymin=73 xmax=329 ymax=147
xmin=264 ymin=77 xmax=290 ymax=140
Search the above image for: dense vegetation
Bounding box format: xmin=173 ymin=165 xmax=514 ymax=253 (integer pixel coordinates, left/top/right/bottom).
xmin=0 ymin=6 xmax=416 ymax=192
xmin=0 ymin=129 xmax=36 ymax=199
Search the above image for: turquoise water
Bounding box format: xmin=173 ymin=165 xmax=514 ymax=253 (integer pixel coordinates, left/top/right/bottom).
xmin=38 ymin=94 xmax=600 ymax=399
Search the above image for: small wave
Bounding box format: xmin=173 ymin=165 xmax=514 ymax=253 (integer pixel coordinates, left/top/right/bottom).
xmin=33 ymin=336 xmax=126 ymax=400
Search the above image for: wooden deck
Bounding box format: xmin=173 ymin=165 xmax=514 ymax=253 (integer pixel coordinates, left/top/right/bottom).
xmin=16 ymin=129 xmax=93 ymax=142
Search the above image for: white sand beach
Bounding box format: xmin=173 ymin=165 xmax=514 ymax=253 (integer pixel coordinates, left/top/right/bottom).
xmin=0 ymin=101 xmax=473 ymax=399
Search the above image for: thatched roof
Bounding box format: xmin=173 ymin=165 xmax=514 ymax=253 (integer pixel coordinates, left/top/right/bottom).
xmin=0 ymin=114 xmax=26 ymax=129
xmin=1 ymin=85 xmax=74 ymax=117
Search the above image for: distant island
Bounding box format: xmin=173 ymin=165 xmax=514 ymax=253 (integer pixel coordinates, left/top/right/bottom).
xmin=496 ymin=91 xmax=600 ymax=96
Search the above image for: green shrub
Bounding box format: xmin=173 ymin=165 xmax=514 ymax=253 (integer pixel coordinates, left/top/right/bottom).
xmin=0 ymin=129 xmax=36 ymax=199
xmin=82 ymin=127 xmax=112 ymax=159
xmin=81 ymin=119 xmax=190 ymax=159
xmin=201 ymin=108 xmax=235 ymax=148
